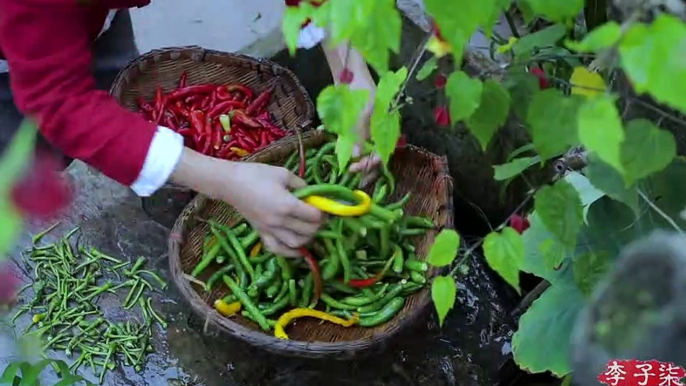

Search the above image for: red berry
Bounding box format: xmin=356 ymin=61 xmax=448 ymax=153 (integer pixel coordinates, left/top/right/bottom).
xmin=433 ymin=106 xmax=450 ymax=127
xmin=510 ymin=214 xmax=531 ymax=234
xmin=529 ymin=67 xmax=549 ymax=89
xmin=10 ymin=151 xmax=73 ymax=220
xmin=435 ymin=74 xmax=447 ymax=89
xmin=0 ymin=265 xmax=19 ymax=305
xmin=395 ymin=135 xmax=407 ymax=149
xmin=339 ymin=68 xmax=354 ymax=84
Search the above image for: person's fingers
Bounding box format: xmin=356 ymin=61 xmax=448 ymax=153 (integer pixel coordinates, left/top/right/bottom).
xmin=282 ymin=216 xmax=320 ymax=237
xmin=286 ymin=172 xmax=308 ymax=190
xmin=285 ymin=195 xmax=322 ymax=223
xmin=272 ymin=227 xmax=310 ymax=250
xmin=262 ymin=233 xmax=300 ymax=257
xmin=360 ymin=168 xmax=381 ymax=189
xmin=349 ymin=154 xmax=382 ymax=173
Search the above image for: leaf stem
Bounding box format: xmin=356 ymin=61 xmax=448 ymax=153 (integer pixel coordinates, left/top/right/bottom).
xmin=390 ymin=31 xmax=433 ymax=112
xmin=638 ymin=189 xmax=685 ymax=234
xmin=504 ymin=9 xmax=520 ymax=38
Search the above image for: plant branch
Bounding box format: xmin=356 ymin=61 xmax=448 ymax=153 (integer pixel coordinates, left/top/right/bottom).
xmin=504 ymin=10 xmax=520 ymax=38
xmin=391 ymin=31 xmax=432 ymax=111
xmin=448 ymin=191 xmax=536 ymax=277
xmin=638 ymin=189 xmax=685 ymax=234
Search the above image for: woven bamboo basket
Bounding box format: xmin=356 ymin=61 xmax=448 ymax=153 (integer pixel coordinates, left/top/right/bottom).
xmin=168 ymin=131 xmax=454 ymax=359
xmin=110 ymin=45 xmax=314 ymax=132
xmin=109 ymin=46 xmax=315 ymax=227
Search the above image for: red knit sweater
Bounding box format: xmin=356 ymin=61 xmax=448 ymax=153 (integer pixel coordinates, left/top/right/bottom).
xmin=0 ymin=0 xmax=316 ymax=186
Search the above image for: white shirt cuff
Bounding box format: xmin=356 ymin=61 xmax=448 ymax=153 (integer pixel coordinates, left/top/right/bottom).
xmin=297 ymin=24 xmax=326 ymax=49
xmin=130 ymin=126 xmax=184 ymax=197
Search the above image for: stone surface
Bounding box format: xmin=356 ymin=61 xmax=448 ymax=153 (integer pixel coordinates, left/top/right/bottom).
xmin=1 ymin=161 xmax=514 ymax=386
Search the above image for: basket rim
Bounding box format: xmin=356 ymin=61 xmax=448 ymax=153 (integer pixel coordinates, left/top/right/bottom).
xmin=109 ymin=45 xmax=315 ymax=133
xmin=167 ymin=132 xmax=455 ymax=356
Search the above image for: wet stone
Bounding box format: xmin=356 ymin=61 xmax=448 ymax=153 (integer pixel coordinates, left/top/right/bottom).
xmin=1 ymin=160 xmax=514 ymax=385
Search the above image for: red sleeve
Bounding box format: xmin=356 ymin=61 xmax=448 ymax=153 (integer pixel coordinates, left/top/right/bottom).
xmin=0 ymin=0 xmax=156 ymax=186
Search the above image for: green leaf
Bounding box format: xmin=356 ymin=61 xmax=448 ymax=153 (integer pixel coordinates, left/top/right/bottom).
xmin=427 ymin=229 xmax=461 ymax=267
xmin=0 ymin=119 xmax=37 ymax=193
xmin=371 ymin=111 xmax=401 ymax=166
xmin=483 ymin=227 xmax=524 ymax=293
xmin=620 ymin=119 xmax=676 ymax=186
xmin=577 ymin=96 xmax=625 ymax=173
xmin=466 ymin=79 xmax=510 ymax=150
xmin=534 ymin=179 xmax=583 ymax=246
xmin=573 ymin=251 xmax=611 ymax=297
xmin=512 ymin=275 xmax=585 ymax=376
xmin=370 ymin=67 xmax=407 ymax=165
xmin=521 ymin=212 xmax=572 ymax=284
xmin=564 ymin=171 xmax=605 ymax=220
xmin=323 ymin=0 xmax=370 ymax=44
xmin=374 ymin=67 xmax=408 ymax=108
xmin=522 ymin=0 xmax=584 ymax=22
xmin=585 ymin=154 xmax=639 ymax=213
xmin=349 ymin=0 xmax=402 ymax=74
xmin=641 ymin=157 xmax=686 ymax=230
xmin=526 ymin=89 xmax=583 ymax=160
xmin=316 ymin=84 xmax=370 ymax=137
xmin=416 ymin=57 xmax=438 ymax=81
xmin=445 ymin=71 xmax=483 ymax=123
xmin=504 ymin=69 xmax=540 ymax=121
xmin=483 ymin=0 xmax=513 ymax=37
xmin=512 ymin=24 xmax=567 ymax=58
xmin=539 ymin=239 xmax=567 ymax=270
xmin=282 ymin=3 xmax=318 ymax=55
xmin=431 ymin=275 xmax=457 ymax=327
xmin=619 ymin=15 xmax=686 ymax=114
xmin=424 ymin=0 xmax=496 ymax=63
xmin=493 ymin=156 xmax=539 ymax=181
xmin=566 ymin=21 xmax=621 ymax=52
xmin=335 ymin=134 xmax=356 ymax=172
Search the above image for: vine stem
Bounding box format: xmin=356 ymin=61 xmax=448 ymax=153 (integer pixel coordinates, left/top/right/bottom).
xmin=504 ymin=9 xmax=520 ymax=38
xmin=638 ymin=189 xmax=685 ymax=234
xmin=391 ymin=31 xmax=433 ymax=112
xmin=448 ymin=192 xmax=535 ymax=277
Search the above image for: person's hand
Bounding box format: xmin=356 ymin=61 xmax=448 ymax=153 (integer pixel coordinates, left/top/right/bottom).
xmin=170 ymin=149 xmax=322 ymax=257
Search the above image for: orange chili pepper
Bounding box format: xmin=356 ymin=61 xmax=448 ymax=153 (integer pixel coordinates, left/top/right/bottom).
xmin=230 ymin=147 xmax=250 ymax=157
xmin=250 ymin=242 xmax=262 ymax=258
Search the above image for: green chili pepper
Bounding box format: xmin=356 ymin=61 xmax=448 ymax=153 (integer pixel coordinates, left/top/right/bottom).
xmin=248 ymin=257 xmax=279 ymax=297
xmin=358 ymin=281 xmax=406 ymax=313
xmin=222 ymin=276 xmax=270 ymax=331
xmin=222 ymin=294 xmax=238 ymax=303
xmin=205 ymin=264 xmax=235 ymax=291
xmin=341 ymin=218 xmax=367 ymax=236
xmin=283 ymin=151 xmax=300 ymax=171
xmin=341 ymin=283 xmax=389 ymax=307
xmin=241 ymin=311 xmax=277 ymax=328
xmin=315 ymin=230 xmax=340 ymax=239
xmin=372 ymin=183 xmax=388 ymax=203
xmin=401 ymin=228 xmax=428 ymax=237
xmin=275 ymin=256 xmax=292 ymax=282
xmin=386 ymin=193 xmax=411 ymax=210
xmin=404 ymin=216 xmax=435 ymax=228
xmin=335 ymin=237 xmax=351 ymax=284
xmin=273 ymin=281 xmax=289 ymax=303
xmin=379 ymin=227 xmax=390 ymax=260
xmin=192 ymin=242 xmax=221 ymax=277
xmin=324 ymin=281 xmax=357 ymax=295
xmin=401 ymin=282 xmax=424 ymax=296
xmin=359 ymin=297 xmax=405 ymax=327
xmin=299 ymin=274 xmax=313 ymax=308
xmin=320 ymin=293 xmax=357 ymax=310
xmin=392 ymin=244 xmax=404 ymax=274
xmin=410 ymin=271 xmax=427 ymax=285
xmin=321 ymin=239 xmax=340 ymax=281
xmin=288 ymin=279 xmax=298 ymax=306
xmin=261 ymin=296 xmax=290 ymax=316
xmin=265 ymin=278 xmax=282 ymax=298
xmin=240 ymin=230 xmax=260 ymax=250
xmin=405 ymin=258 xmax=428 ymax=272
xmin=221 ymin=227 xmax=256 ymax=280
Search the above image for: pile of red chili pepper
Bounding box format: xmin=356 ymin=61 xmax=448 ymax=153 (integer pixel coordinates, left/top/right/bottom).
xmin=189 ymin=138 xmax=436 ymax=339
xmin=136 ymin=72 xmax=287 ymax=160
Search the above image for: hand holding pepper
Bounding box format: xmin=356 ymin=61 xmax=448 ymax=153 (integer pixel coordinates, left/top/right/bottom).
xmin=170 ymin=149 xmax=323 ymax=257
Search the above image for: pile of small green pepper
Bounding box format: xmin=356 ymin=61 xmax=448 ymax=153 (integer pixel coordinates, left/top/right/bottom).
xmin=13 ymin=224 xmax=168 ymax=383
xmin=194 ymin=140 xmax=434 ymax=335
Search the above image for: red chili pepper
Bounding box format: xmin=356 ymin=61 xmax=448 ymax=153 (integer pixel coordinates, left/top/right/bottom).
xmin=346 ymin=253 xmax=396 ymax=288
xmin=176 ymin=128 xmax=192 ymax=136
xmin=225 ymin=84 xmax=254 ymax=100
xmin=231 ymin=94 xmax=243 ymax=102
xmin=205 ymin=118 xmax=213 ymax=136
xmin=200 ymin=96 xmax=212 ymax=111
xmin=189 ymin=111 xmax=205 ymax=134
xmin=184 ymin=95 xmax=204 ymax=106
xmin=137 ymin=96 xmax=154 ymax=113
xmin=299 ymin=248 xmax=322 ymax=305
xmin=178 ymin=71 xmax=188 ymax=89
xmin=208 ymin=91 xmax=218 ymax=108
xmin=254 ymin=115 xmax=284 ymax=137
xmin=232 ymin=110 xmax=262 ymax=129
xmin=259 ymin=130 xmax=270 ymax=148
xmin=153 ymin=87 xmax=164 ymax=124
xmin=174 ymin=102 xmax=191 ymax=118
xmin=215 ymin=85 xmax=233 ymax=101
xmin=216 ymin=145 xmax=232 ymax=159
xmin=207 ymin=101 xmax=245 ymax=119
xmin=163 ymin=110 xmax=180 ymax=130
xmin=168 ymin=85 xmax=217 ymax=100
xmin=239 ymin=132 xmax=258 ymax=150
xmin=213 ymin=122 xmax=223 ymax=150
xmin=201 ymin=135 xmax=212 ymax=155
xmin=245 ymin=88 xmax=272 ymax=116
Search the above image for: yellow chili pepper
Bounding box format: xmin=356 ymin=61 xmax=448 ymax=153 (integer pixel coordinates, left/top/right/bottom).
xmin=230 ymin=147 xmax=250 ymax=157
xmin=214 ymin=299 xmax=242 ymax=317
xmin=303 ymin=190 xmax=372 ymax=217
xmin=32 ymin=313 xmax=46 ymax=324
xmin=250 ymin=242 xmax=262 ymax=258
xmin=274 ymin=308 xmax=359 ymax=340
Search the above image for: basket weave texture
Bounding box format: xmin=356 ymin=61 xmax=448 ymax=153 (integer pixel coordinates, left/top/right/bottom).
xmin=110 ymin=45 xmax=315 ymax=135
xmin=168 ymin=131 xmax=454 ymax=359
